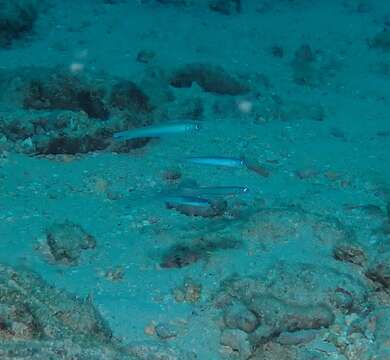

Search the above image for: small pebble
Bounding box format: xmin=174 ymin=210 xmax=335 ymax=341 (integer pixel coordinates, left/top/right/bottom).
xmin=155 ymin=323 xmax=177 ymax=340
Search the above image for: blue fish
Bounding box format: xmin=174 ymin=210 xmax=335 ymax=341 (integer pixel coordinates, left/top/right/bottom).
xmin=185 ymin=156 xmax=244 ymax=168
xmin=113 ymin=121 xmax=201 ymax=141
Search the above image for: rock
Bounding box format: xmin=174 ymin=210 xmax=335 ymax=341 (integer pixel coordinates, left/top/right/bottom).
xmin=156 ymin=0 xmax=192 ymax=5
xmin=172 ymin=277 xmax=202 ymax=303
xmin=290 ymin=44 xmax=339 ymax=88
xmin=155 ymin=323 xmax=177 ymax=339
xmin=44 ymin=220 xmax=96 ymax=265
xmin=333 ymin=242 xmax=367 ymax=266
xmin=0 ymin=67 xmax=156 ymax=154
xmin=330 ymin=287 xmax=354 ymax=312
xmin=270 ymin=45 xmax=284 ymax=58
xmin=380 ymin=221 xmax=390 ymax=235
xmin=367 ymin=251 xmax=390 ymax=288
xmin=240 ymin=207 xmax=353 ymax=247
xmin=0 ymin=0 xmax=44 ymax=47
xmin=276 ymin=329 xmax=318 ymax=346
xmin=160 ymin=237 xmax=240 ymax=268
xmin=221 ymin=260 xmax=369 ymax=313
xmin=23 ymin=69 xmax=109 ymax=119
xmin=0 ymin=302 xmax=42 ymax=340
xmin=127 ymin=342 xmax=196 ymax=360
xmin=251 ymin=341 xmax=298 ymax=359
xmin=247 ymin=295 xmax=335 ymax=334
xmin=266 ymin=262 xmax=368 ymax=313
xmin=104 ymin=267 xmax=125 ymax=282
xmin=291 ymin=44 xmax=318 ymax=86
xmin=136 ymin=49 xmax=156 ymax=64
xmin=223 ymin=303 xmax=259 ymax=333
xmin=0 ymin=264 xmax=133 ymax=359
xmin=247 ymin=324 xmax=274 ymax=345
xmin=162 ymin=168 xmax=182 ymax=183
xmin=110 ymin=80 xmax=152 ymax=113
xmin=169 ymin=63 xmax=250 ymax=95
xmin=215 ymin=259 xmax=371 ymax=349
xmin=209 ymin=0 xmax=241 ymax=15
xmin=368 ymin=29 xmax=390 ymax=51
xmin=160 ymin=244 xmax=202 ymax=268
xmin=370 ymin=307 xmax=390 ymax=355
xmin=220 ymin=329 xmax=252 ymax=360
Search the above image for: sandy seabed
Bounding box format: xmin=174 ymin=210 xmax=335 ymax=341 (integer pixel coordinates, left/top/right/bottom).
xmin=0 ymin=0 xmax=390 ymax=359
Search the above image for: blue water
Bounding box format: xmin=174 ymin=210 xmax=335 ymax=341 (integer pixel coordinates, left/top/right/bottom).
xmin=0 ymin=1 xmax=390 ymax=359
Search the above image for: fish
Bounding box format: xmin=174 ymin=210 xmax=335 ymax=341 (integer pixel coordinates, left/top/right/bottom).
xmin=113 ymin=121 xmax=201 ymax=141
xmin=162 ymin=195 xmax=212 ymax=208
xmin=180 ymin=185 xmax=249 ymax=197
xmin=242 ymin=157 xmax=270 ymax=177
xmin=162 ymin=194 xmax=227 ymax=217
xmin=185 ymin=156 xmax=245 ymax=168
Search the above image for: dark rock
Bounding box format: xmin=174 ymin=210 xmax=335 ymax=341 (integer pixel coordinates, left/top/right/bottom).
xmin=155 ymin=323 xmax=178 ymax=339
xmin=160 ymin=237 xmax=240 ymax=269
xmin=160 ymin=245 xmax=201 ymax=269
xmin=110 ymin=80 xmax=152 ymax=113
xmin=23 ymin=70 xmax=109 ymax=119
xmin=276 ymin=329 xmax=317 ymax=346
xmin=367 ymin=251 xmax=390 ymax=288
xmin=240 ymin=207 xmax=353 ymax=247
xmin=380 ymin=221 xmax=390 ymax=235
xmin=44 ymin=220 xmax=96 ymax=265
xmin=220 ymin=329 xmax=252 ymax=359
xmin=0 ymin=302 xmax=42 ymax=340
xmin=0 ymin=1 xmax=43 ymax=48
xmin=136 ymin=49 xmax=156 ymax=64
xmin=162 ymin=168 xmax=182 ymax=182
xmin=156 ymin=0 xmax=190 ymax=5
xmin=248 ymin=324 xmax=275 ymax=345
xmin=223 ymin=303 xmax=259 ymax=333
xmin=0 ymin=264 xmax=133 ymax=359
xmin=369 ymin=307 xmax=390 ymax=356
xmin=172 ymin=277 xmax=202 ymax=303
xmin=0 ymin=67 xmax=154 ymax=155
xmin=127 ymin=341 xmax=195 ymax=360
xmin=330 ymin=287 xmax=354 ymax=312
xmin=215 ymin=260 xmax=369 ymax=347
xmin=270 ymin=45 xmax=284 ymax=58
xmin=209 ymin=0 xmax=241 ymax=15
xmin=291 ymin=44 xmax=318 ymax=86
xmin=368 ymin=29 xmax=390 ymax=51
xmin=170 ymin=63 xmax=250 ymax=95
xmin=295 ymin=44 xmax=316 ymax=63
xmin=333 ymin=242 xmax=367 ymax=266
xmin=247 ymin=295 xmax=335 ymax=335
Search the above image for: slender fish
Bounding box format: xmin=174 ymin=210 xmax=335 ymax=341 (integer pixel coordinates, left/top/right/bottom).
xmin=162 ymin=194 xmax=227 ymax=217
xmin=242 ymin=157 xmax=270 ymax=177
xmin=185 ymin=156 xmax=245 ymax=168
xmin=180 ymin=185 xmax=249 ymax=197
xmin=113 ymin=121 xmax=201 ymax=141
xmin=162 ymin=195 xmax=212 ymax=208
